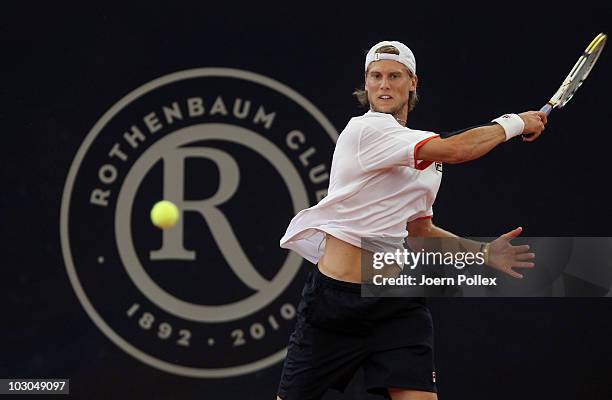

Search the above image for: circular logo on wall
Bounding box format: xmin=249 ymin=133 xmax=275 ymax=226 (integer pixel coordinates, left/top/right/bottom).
xmin=60 ymin=68 xmax=338 ymax=377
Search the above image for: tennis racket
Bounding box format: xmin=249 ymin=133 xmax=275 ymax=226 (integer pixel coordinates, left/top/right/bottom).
xmin=540 ymin=32 xmax=607 ymax=116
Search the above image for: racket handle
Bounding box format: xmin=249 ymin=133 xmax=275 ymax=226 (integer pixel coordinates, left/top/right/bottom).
xmin=540 ymin=103 xmax=553 ymax=116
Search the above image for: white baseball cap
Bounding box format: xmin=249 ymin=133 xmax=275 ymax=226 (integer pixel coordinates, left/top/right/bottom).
xmin=364 ymin=40 xmax=416 ymax=75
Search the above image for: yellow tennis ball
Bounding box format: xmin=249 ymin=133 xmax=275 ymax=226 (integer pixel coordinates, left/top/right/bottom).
xmin=150 ymin=200 xmax=179 ymax=229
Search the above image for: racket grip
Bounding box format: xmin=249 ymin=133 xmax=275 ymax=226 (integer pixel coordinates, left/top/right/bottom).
xmin=540 ymin=103 xmax=553 ymax=116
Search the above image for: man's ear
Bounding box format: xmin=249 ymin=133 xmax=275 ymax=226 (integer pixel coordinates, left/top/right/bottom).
xmin=410 ymin=74 xmax=418 ymax=91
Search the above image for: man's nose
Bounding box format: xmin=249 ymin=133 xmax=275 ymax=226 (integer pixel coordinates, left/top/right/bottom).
xmin=380 ymin=76 xmax=390 ymax=89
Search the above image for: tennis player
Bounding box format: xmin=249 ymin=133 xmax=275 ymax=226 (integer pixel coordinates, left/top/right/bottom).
xmin=277 ymin=40 xmax=547 ymax=400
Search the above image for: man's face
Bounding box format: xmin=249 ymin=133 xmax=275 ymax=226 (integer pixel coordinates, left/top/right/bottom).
xmin=365 ymin=60 xmax=417 ymax=116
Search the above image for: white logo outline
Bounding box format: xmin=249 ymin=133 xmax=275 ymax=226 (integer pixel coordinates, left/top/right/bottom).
xmin=60 ymin=68 xmax=338 ymax=377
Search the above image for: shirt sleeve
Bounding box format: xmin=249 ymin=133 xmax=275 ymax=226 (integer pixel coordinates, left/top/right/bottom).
xmin=408 ymin=205 xmax=434 ymax=222
xmin=357 ymin=119 xmax=439 ymax=171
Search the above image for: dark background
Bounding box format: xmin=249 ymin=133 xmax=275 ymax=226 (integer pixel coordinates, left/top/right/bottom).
xmin=3 ymin=3 xmax=612 ymax=399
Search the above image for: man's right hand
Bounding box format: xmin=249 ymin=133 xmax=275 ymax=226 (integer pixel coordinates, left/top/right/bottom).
xmin=519 ymin=111 xmax=548 ymax=142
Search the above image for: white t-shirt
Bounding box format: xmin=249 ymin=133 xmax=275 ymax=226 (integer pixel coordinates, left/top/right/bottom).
xmin=280 ymin=110 xmax=442 ymax=264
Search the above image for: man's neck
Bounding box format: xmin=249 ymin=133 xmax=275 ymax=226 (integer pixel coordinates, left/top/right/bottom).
xmin=368 ymin=107 xmax=409 ymax=126
xmin=394 ymin=115 xmax=407 ymax=126
xmin=393 ymin=105 xmax=409 ymax=126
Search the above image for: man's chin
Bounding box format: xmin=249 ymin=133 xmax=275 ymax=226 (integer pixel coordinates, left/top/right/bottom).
xmin=371 ymin=104 xmax=398 ymax=115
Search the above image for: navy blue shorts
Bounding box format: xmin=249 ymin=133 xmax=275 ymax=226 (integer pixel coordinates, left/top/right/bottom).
xmin=277 ymin=266 xmax=437 ymax=400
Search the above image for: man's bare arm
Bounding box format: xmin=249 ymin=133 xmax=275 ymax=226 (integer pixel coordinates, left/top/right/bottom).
xmin=406 ymin=218 xmax=482 ymax=254
xmin=416 ymin=111 xmax=547 ymax=164
xmin=406 ymin=218 xmax=536 ymax=279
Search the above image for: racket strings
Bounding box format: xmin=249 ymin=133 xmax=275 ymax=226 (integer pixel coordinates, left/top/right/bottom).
xmin=555 ymin=33 xmax=607 ymax=108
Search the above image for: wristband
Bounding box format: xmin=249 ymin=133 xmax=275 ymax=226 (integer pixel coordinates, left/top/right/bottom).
xmin=492 ymin=113 xmax=525 ymax=141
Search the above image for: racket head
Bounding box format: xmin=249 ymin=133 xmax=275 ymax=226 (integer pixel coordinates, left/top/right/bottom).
xmin=548 ymin=32 xmax=607 ymax=109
